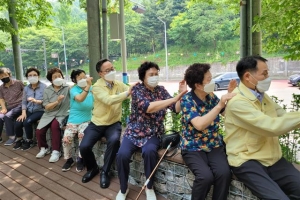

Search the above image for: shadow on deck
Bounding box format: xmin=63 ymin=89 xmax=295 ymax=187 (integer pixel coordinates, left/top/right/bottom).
xmin=0 ymin=143 xmax=167 ymax=200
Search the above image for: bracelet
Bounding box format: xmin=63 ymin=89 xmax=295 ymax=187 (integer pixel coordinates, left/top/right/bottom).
xmin=83 ymin=89 xmax=88 ymax=93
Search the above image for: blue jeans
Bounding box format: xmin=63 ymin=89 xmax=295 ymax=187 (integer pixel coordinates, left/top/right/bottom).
xmin=15 ymin=111 xmax=44 ymax=140
xmin=80 ymin=121 xmax=121 ymax=172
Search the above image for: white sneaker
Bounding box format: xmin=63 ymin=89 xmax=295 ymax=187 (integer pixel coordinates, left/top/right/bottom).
xmin=146 ymin=188 xmax=157 ymax=200
xmin=49 ymin=150 xmax=61 ymax=163
xmin=116 ymin=189 xmax=129 ymax=200
xmin=36 ymin=147 xmax=50 ymax=158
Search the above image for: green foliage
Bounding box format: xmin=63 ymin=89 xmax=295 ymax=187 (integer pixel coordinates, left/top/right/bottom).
xmin=169 ymin=2 xmax=238 ymax=49
xmin=0 ymin=0 xmax=53 ymax=48
xmin=121 ymin=83 xmax=131 ymax=127
xmin=253 ymin=0 xmax=300 ymax=60
xmin=164 ymin=92 xmax=182 ymax=132
xmin=121 ymin=98 xmax=131 ymax=127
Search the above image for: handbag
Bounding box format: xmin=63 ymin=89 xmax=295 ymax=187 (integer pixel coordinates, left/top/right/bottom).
xmin=160 ymin=130 xmax=180 ymax=157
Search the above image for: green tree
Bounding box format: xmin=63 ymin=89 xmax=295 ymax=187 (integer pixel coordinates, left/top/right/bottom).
xmin=169 ymin=2 xmax=238 ymax=51
xmin=0 ymin=0 xmax=52 ymax=49
xmin=253 ymin=0 xmax=300 ymax=60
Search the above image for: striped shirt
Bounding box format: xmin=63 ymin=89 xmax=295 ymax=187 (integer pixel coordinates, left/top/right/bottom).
xmin=0 ymin=79 xmax=24 ymax=110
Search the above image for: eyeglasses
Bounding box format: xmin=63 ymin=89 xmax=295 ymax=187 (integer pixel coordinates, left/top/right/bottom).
xmin=101 ymin=67 xmax=115 ymax=73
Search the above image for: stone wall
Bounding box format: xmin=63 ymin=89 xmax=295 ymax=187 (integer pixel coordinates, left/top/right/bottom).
xmin=92 ymin=141 xmax=259 ymax=200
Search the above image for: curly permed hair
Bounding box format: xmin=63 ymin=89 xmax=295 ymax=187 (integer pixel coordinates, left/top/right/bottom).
xmin=184 ymin=63 xmax=211 ymax=90
xmin=138 ymin=61 xmax=160 ymax=82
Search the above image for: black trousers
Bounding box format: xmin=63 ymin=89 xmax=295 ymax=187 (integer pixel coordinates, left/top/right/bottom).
xmin=80 ymin=121 xmax=121 ymax=172
xmin=231 ymin=157 xmax=300 ymax=200
xmin=117 ymin=136 xmax=160 ymax=193
xmin=182 ymin=146 xmax=231 ymax=200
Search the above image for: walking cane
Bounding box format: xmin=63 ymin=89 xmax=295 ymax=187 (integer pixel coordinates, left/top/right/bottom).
xmin=135 ymin=141 xmax=173 ymax=200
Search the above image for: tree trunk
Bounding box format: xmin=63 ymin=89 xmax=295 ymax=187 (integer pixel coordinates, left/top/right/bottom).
xmin=8 ymin=0 xmax=24 ymax=81
xmin=87 ymin=0 xmax=101 ymax=83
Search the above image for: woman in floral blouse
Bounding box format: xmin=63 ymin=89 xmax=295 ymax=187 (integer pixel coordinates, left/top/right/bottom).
xmin=116 ymin=61 xmax=187 ymax=200
xmin=180 ymin=63 xmax=236 ymax=200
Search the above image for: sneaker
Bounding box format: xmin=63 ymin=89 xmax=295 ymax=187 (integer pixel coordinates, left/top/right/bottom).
xmin=13 ymin=139 xmax=24 ymax=150
xmin=115 ymin=189 xmax=129 ymax=200
xmin=76 ymin=157 xmax=84 ymax=172
xmin=62 ymin=158 xmax=74 ymax=172
xmin=49 ymin=150 xmax=61 ymax=163
xmin=21 ymin=140 xmax=36 ymax=151
xmin=36 ymin=147 xmax=51 ymax=158
xmin=145 ymin=188 xmax=157 ymax=200
xmin=0 ymin=137 xmax=2 ymax=143
xmin=4 ymin=138 xmax=15 ymax=146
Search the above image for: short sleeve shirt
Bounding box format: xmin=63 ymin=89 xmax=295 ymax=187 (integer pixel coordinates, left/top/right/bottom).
xmin=0 ymin=79 xmax=24 ymax=110
xmin=68 ymin=85 xmax=94 ymax=124
xmin=123 ymin=83 xmax=175 ymax=147
xmin=180 ymin=91 xmax=224 ymax=152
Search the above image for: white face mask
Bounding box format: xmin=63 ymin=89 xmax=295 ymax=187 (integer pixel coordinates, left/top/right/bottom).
xmin=53 ymin=77 xmax=64 ymax=86
xmin=203 ymin=80 xmax=215 ymax=93
xmin=147 ymin=76 xmax=159 ymax=88
xmin=28 ymin=76 xmax=39 ymax=84
xmin=250 ymin=74 xmax=271 ymax=92
xmin=256 ymin=77 xmax=271 ymax=92
xmin=104 ymin=71 xmax=116 ymax=81
xmin=77 ymin=79 xmax=87 ymax=88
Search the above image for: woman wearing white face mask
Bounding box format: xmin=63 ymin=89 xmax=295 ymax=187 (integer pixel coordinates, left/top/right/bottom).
xmin=35 ymin=67 xmax=70 ymax=163
xmin=14 ymin=68 xmax=47 ymax=151
xmin=180 ymin=63 xmax=236 ymax=200
xmin=61 ymin=69 xmax=94 ymax=173
xmin=116 ymin=61 xmax=187 ymax=200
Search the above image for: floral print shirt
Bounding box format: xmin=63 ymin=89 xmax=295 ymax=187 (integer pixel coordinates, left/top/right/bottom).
xmin=123 ymin=83 xmax=175 ymax=147
xmin=180 ymin=91 xmax=224 ymax=152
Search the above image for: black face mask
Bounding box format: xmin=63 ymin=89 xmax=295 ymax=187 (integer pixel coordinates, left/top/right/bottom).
xmin=1 ymin=77 xmax=10 ymax=83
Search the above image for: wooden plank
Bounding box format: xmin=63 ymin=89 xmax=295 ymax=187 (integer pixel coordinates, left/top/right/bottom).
xmin=11 ymin=147 xmax=144 ymax=200
xmin=0 ymin=171 xmax=41 ymax=200
xmin=0 ymin=184 xmax=21 ymax=200
xmin=1 ymin=147 xmax=113 ymax=200
xmin=0 ymin=149 xmax=85 ymax=200
xmin=25 ymin=146 xmax=166 ymax=200
xmin=2 ymin=144 xmax=167 ymax=200
xmin=0 ymin=160 xmax=43 ymax=192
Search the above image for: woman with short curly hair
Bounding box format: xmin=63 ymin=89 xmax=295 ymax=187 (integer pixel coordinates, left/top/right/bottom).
xmin=180 ymin=63 xmax=237 ymax=200
xmin=116 ymin=61 xmax=187 ymax=200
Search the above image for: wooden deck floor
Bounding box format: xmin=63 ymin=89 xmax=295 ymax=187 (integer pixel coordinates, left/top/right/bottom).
xmin=0 ymin=142 xmax=167 ymax=200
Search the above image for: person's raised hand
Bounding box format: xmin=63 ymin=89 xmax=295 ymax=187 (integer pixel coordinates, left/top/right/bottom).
xmin=228 ymin=79 xmax=237 ymax=93
xmin=178 ymin=80 xmax=187 ymax=93
xmin=57 ymin=95 xmax=65 ymax=103
xmin=86 ymin=77 xmax=93 ymax=86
